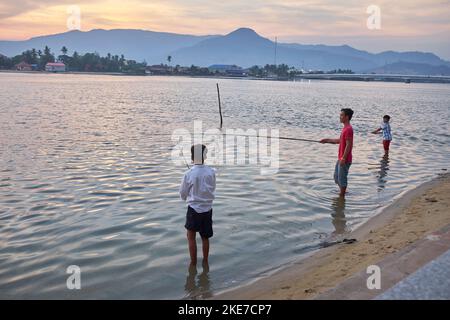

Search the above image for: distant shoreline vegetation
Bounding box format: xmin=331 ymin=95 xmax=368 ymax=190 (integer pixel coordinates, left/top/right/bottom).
xmin=2 ymin=46 xmax=449 ymax=84
xmin=0 ymin=46 xmax=147 ymax=74
xmin=0 ymin=45 xmax=353 ymax=78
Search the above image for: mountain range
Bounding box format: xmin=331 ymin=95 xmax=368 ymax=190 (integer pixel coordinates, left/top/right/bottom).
xmin=1 ymin=27 xmax=449 ymax=74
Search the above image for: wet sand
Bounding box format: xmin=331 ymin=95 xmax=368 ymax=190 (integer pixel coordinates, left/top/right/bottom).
xmin=214 ymin=172 xmax=450 ymax=299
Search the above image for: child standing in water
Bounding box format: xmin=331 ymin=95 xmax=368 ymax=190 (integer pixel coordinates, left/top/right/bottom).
xmin=372 ymin=115 xmax=392 ymax=153
xmin=179 ymin=144 xmax=216 ymax=266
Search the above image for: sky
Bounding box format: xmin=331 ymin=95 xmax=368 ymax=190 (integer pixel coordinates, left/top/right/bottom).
xmin=1 ymin=0 xmax=450 ymax=59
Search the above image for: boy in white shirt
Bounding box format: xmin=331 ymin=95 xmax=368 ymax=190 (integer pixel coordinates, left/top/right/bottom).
xmin=180 ymin=144 xmax=216 ymax=266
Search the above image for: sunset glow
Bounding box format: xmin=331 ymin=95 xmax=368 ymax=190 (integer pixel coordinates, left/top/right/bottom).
xmin=1 ymin=0 xmax=449 ymax=57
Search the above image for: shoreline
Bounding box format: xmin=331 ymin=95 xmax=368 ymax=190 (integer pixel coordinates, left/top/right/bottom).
xmin=1 ymin=69 xmax=450 ymax=84
xmin=213 ymin=172 xmax=450 ymax=300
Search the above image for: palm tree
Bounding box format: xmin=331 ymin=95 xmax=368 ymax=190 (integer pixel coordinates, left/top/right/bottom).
xmin=31 ymin=48 xmax=38 ymax=64
xmin=167 ymin=55 xmax=172 ymax=65
xmin=61 ymin=46 xmax=68 ymax=56
xmin=44 ymin=46 xmax=51 ymax=56
xmin=41 ymin=46 xmax=55 ymax=66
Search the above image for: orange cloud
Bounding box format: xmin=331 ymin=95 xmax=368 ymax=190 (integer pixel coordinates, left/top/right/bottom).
xmin=0 ymin=0 xmax=448 ymax=41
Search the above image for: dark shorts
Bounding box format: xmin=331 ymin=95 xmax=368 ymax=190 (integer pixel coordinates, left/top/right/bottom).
xmin=334 ymin=160 xmax=351 ymax=188
xmin=185 ymin=206 xmax=213 ymax=239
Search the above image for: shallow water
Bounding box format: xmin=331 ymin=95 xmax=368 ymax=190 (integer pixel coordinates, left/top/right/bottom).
xmin=0 ymin=73 xmax=449 ymax=299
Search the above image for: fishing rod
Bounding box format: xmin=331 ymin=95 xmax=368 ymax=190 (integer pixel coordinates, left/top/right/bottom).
xmin=198 ymin=132 xmax=319 ymax=143
xmin=182 ymin=155 xmax=191 ymax=170
xmin=151 ymin=132 xmax=320 ymax=143
xmin=217 ymin=83 xmax=223 ymax=130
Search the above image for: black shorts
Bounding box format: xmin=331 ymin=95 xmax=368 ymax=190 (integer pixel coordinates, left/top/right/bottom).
xmin=185 ymin=206 xmax=213 ymax=239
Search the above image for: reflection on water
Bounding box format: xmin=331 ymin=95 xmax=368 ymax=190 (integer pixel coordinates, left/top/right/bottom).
xmin=368 ymin=153 xmax=391 ymax=192
xmin=184 ymin=261 xmax=212 ymax=299
xmin=377 ymin=154 xmax=390 ymax=192
xmin=330 ymin=197 xmax=348 ymax=237
xmin=0 ymin=73 xmax=449 ymax=299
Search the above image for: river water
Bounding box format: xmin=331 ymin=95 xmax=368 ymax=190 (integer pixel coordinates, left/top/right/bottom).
xmin=0 ymin=73 xmax=449 ymax=299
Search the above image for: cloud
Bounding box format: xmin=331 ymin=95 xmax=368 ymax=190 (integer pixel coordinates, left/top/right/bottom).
xmin=0 ymin=0 xmax=448 ymax=58
xmin=0 ymin=0 xmax=89 ymax=19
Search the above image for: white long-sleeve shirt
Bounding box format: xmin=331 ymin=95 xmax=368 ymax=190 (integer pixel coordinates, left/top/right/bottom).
xmin=179 ymin=164 xmax=216 ymax=213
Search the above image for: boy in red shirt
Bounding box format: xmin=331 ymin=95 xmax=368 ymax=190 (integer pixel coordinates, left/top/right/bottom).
xmin=320 ymin=108 xmax=354 ymax=197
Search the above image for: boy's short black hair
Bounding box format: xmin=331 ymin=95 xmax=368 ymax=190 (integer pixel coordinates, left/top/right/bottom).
xmin=341 ymin=108 xmax=354 ymax=120
xmin=383 ymin=115 xmax=391 ymax=121
xmin=191 ymin=144 xmax=207 ymax=163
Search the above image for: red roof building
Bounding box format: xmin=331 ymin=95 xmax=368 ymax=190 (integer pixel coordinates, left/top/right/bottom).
xmin=15 ymin=61 xmax=32 ymax=71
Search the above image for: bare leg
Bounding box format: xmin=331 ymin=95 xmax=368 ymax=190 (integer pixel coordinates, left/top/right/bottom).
xmin=339 ymin=186 xmax=347 ymax=198
xmin=202 ymin=258 xmax=209 ymax=271
xmin=201 ymin=237 xmax=209 ymax=263
xmin=187 ymin=230 xmax=197 ymax=265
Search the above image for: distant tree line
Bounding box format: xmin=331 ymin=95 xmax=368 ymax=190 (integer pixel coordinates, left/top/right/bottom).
xmin=0 ymin=46 xmax=55 ymax=70
xmin=0 ymin=46 xmax=147 ymax=74
xmin=185 ymin=65 xmax=213 ymax=75
xmin=0 ymin=47 xmax=354 ymax=77
xmin=248 ymin=64 xmax=354 ymax=78
xmin=315 ymin=69 xmax=354 ymax=74
xmin=248 ymin=64 xmax=291 ymax=78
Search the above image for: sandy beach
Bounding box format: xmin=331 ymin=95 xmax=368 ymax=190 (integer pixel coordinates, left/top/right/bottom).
xmin=214 ymin=172 xmax=450 ymax=300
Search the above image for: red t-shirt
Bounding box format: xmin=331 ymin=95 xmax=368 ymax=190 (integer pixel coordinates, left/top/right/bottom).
xmin=338 ymin=124 xmax=353 ymax=163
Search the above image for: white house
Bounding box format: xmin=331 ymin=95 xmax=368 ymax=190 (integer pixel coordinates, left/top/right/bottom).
xmin=45 ymin=62 xmax=66 ymax=72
